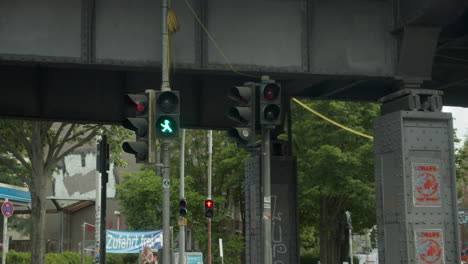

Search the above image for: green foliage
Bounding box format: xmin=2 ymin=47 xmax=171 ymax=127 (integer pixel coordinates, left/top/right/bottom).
xmin=300 ymin=250 xmax=320 ymax=263
xmin=117 ymin=130 xmax=249 ymax=264
xmin=6 ymin=250 xmax=31 ymax=264
xmin=106 ymin=253 xmax=138 ymax=264
xmin=5 ymin=250 xmax=92 ymax=264
xmin=291 ymin=100 xmax=378 ymax=254
xmin=456 ymin=139 xmax=468 ymax=201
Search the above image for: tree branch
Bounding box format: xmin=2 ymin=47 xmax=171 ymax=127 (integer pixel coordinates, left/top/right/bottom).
xmin=46 ymin=123 xmax=67 ymax=164
xmin=40 ymin=122 xmax=53 ymax=143
xmin=12 ymin=123 xmax=33 ymax=159
xmin=52 ymin=124 xmax=76 ymax=160
xmin=52 ymin=129 xmax=99 ymax=167
xmin=0 ymin=156 xmax=29 ymax=184
xmin=0 ymin=136 xmax=32 ymax=172
xmin=51 ymin=125 xmax=100 ymax=164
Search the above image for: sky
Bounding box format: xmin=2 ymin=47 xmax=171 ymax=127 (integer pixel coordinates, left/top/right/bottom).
xmin=443 ymin=106 xmax=468 ymax=148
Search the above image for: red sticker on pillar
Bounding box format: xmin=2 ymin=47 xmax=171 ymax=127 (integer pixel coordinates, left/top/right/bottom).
xmin=412 ymin=162 xmax=441 ymax=207
xmin=415 ymin=229 xmax=444 ymax=264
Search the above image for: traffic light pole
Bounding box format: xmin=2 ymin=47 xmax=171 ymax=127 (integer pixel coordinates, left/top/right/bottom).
xmin=207 ymin=130 xmax=213 ymax=264
xmin=162 ymin=141 xmax=171 ymax=264
xmin=262 ymin=127 xmax=272 ymax=264
xmin=179 ymin=129 xmax=186 ymax=264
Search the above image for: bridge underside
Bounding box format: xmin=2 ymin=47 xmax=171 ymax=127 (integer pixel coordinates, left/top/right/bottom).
xmin=0 ymin=0 xmax=467 ymax=128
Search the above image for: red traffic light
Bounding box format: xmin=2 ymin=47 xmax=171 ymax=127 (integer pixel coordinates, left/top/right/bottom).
xmin=205 ymin=200 xmax=214 ymax=208
xmin=136 ymin=104 xmax=145 ymax=113
xmin=263 ymin=84 xmax=280 ymax=101
xmin=125 ymin=94 xmax=148 ymax=115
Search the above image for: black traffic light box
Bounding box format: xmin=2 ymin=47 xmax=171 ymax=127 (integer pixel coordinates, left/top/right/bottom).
xmin=259 ymin=81 xmax=282 ymax=126
xmin=205 ymin=199 xmax=214 ymax=218
xmin=227 ymin=83 xmax=256 ymax=146
xmin=122 ymin=94 xmax=150 ymax=163
xmin=155 ymin=91 xmax=180 ymax=139
xmin=180 ymin=198 xmax=188 ymax=218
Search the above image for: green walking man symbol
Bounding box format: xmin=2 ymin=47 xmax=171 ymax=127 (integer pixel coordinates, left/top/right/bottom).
xmin=160 ymin=119 xmax=174 ymax=134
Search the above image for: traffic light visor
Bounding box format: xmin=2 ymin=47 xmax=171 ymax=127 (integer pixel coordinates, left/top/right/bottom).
xmin=227 ymin=107 xmax=250 ymax=124
xmin=263 ymin=84 xmax=280 ymax=101
xmin=228 ymin=86 xmax=251 ymax=104
xmin=227 ymin=128 xmax=251 ymax=143
xmin=263 ymin=104 xmax=280 ymax=121
xmin=157 ymin=92 xmax=179 ymax=113
xmin=179 ymin=208 xmax=188 ymax=217
xmin=122 ymin=142 xmax=147 ymax=160
xmin=122 ymin=118 xmax=148 ymax=137
xmin=126 ymin=94 xmax=148 ymax=114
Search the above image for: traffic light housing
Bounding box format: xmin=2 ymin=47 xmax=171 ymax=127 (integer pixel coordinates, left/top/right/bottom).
xmin=122 ymin=94 xmax=150 ymax=163
xmin=259 ymin=81 xmax=282 ymax=126
xmin=205 ymin=199 xmax=214 ymax=218
xmin=155 ymin=91 xmax=180 ymax=139
xmin=227 ymin=83 xmax=256 ymax=146
xmin=179 ymin=198 xmax=188 ymax=218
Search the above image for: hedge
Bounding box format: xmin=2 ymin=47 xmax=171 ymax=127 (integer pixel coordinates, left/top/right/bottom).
xmin=6 ymin=250 xmax=93 ymax=264
xmin=5 ymin=251 xmax=139 ymax=264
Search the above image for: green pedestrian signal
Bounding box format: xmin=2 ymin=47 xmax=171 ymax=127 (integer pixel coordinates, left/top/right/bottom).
xmin=155 ymin=91 xmax=180 ymax=139
xmin=157 ymin=117 xmax=177 ymax=135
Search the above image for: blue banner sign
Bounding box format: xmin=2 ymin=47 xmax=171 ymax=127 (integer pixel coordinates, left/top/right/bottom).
xmin=106 ymin=230 xmax=163 ymax=253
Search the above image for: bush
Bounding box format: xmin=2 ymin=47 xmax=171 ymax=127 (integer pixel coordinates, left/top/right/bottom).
xmin=6 ymin=250 xmax=30 ymax=264
xmin=106 ymin=253 xmax=139 ymax=264
xmin=300 ymin=250 xmax=320 ymax=263
xmin=6 ymin=250 xmax=93 ymax=264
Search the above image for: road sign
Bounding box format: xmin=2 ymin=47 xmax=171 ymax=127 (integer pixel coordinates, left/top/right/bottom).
xmin=178 ymin=218 xmax=187 ymax=226
xmin=1 ymin=202 xmax=14 ymax=218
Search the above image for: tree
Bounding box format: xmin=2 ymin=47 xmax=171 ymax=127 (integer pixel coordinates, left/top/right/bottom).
xmin=456 ymin=138 xmax=468 ymax=204
xmin=116 ymin=130 xmax=249 ymax=264
xmin=291 ymin=100 xmax=378 ymax=263
xmin=0 ymin=120 xmax=129 ymax=264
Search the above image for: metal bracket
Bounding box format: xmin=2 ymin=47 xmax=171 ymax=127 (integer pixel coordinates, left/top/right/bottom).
xmin=379 ymin=88 xmax=444 ymax=115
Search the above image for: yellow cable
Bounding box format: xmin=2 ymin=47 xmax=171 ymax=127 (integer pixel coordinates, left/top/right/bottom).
xmin=436 ymin=54 xmax=468 ymax=63
xmin=292 ymin=98 xmax=374 ymax=140
xmin=183 ymin=0 xmax=260 ymax=79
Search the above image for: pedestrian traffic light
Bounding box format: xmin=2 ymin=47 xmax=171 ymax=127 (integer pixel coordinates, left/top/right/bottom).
xmin=179 ymin=198 xmax=188 ymax=218
xmin=205 ymin=199 xmax=214 ymax=218
xmin=122 ymin=94 xmax=150 ymax=163
xmin=259 ymin=81 xmax=282 ymax=126
xmin=227 ymin=83 xmax=256 ymax=146
xmin=155 ymin=91 xmax=180 ymax=139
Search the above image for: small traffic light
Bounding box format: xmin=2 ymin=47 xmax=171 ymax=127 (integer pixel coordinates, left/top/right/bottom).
xmin=155 ymin=91 xmax=180 ymax=139
xmin=259 ymin=82 xmax=281 ymax=126
xmin=122 ymin=94 xmax=150 ymax=163
xmin=227 ymin=84 xmax=256 ymax=146
xmin=205 ymin=199 xmax=214 ymax=218
xmin=179 ymin=198 xmax=188 ymax=218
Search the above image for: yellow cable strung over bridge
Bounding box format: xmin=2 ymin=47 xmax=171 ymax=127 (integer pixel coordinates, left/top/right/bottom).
xmin=292 ymin=98 xmax=374 ymax=140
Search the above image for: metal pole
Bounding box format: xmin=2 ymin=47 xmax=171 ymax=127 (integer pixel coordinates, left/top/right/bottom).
xmin=161 ymin=0 xmax=170 ymax=92
xmin=349 ymin=229 xmax=353 ymax=264
xmin=99 ymin=136 xmax=109 ymax=264
xmin=162 ymin=142 xmax=171 ymax=264
xmin=208 ymin=130 xmax=213 ymax=200
xmin=179 ymin=129 xmax=186 ymax=264
xmin=95 ymin=161 xmax=101 ymax=264
xmin=82 ymin=223 xmax=86 ymax=264
xmin=207 ymin=130 xmax=213 ymax=264
xmin=2 ymin=199 xmax=8 ymax=264
xmin=262 ymin=128 xmax=272 ymax=264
